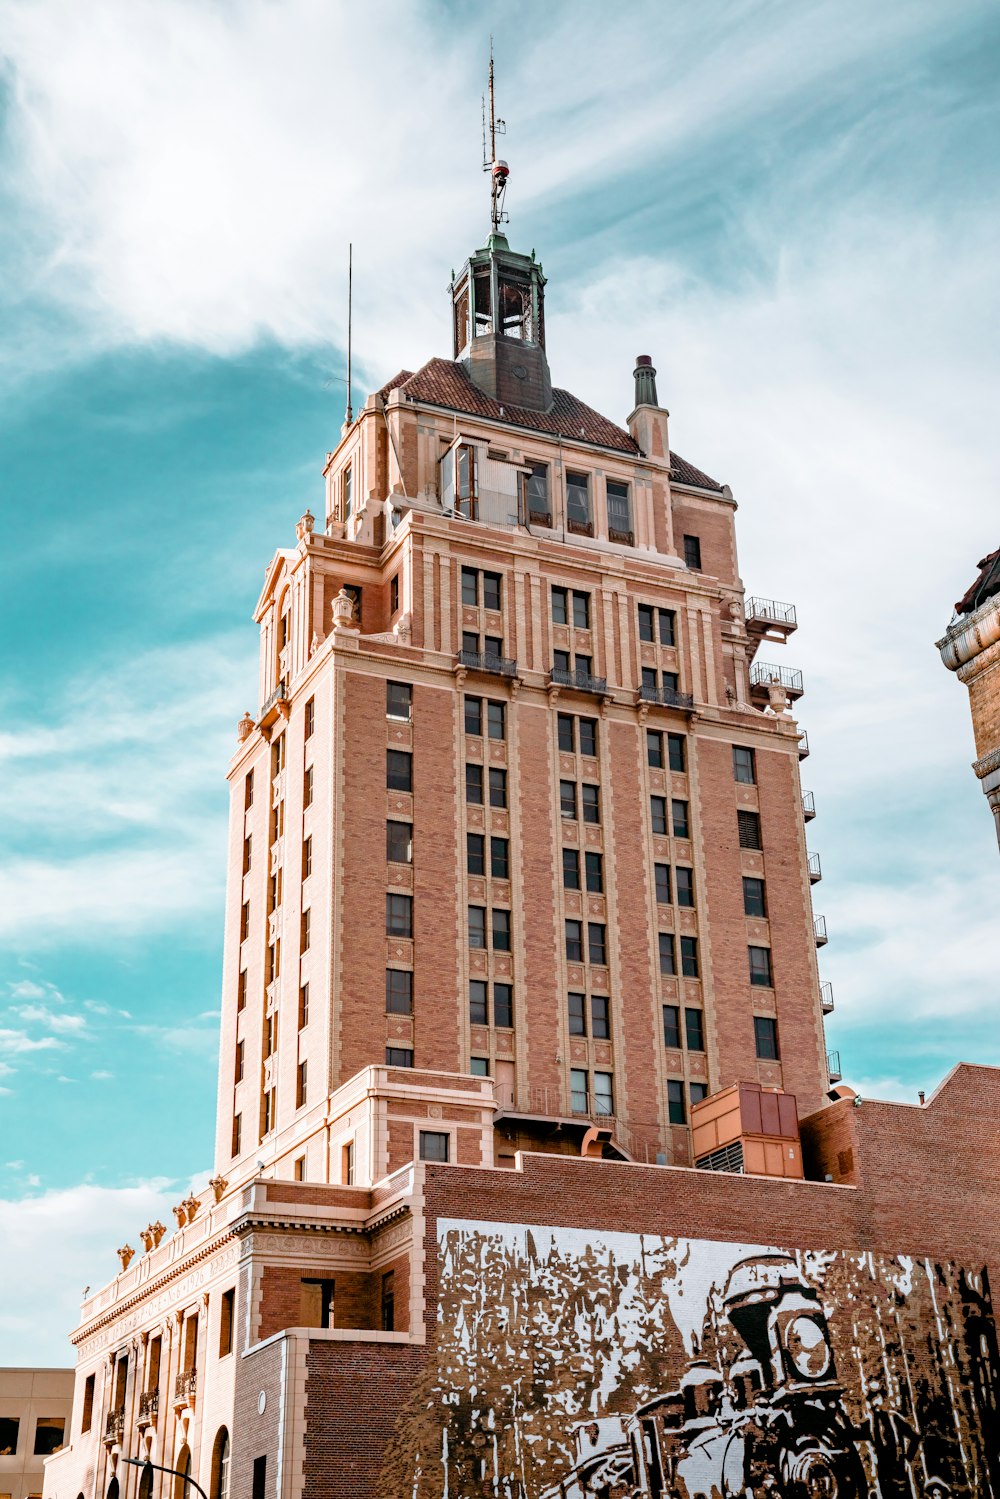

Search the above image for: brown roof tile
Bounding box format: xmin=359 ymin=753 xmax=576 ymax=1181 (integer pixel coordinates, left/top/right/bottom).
xmin=379 ymin=358 xmax=724 ymax=492
xmin=956 ymin=548 xmax=1000 ymax=616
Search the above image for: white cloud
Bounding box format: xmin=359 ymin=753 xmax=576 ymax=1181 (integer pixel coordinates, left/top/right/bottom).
xmin=0 ymin=1029 xmax=64 ymax=1055
xmin=12 ymin=1004 xmax=87 ymax=1034
xmin=7 ymin=979 xmax=48 ymax=999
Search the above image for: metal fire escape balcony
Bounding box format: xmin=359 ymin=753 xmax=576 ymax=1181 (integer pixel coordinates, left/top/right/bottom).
xmin=455 ymin=649 xmax=518 ymax=679
xmin=744 ymin=598 xmax=798 ymax=662
xmin=820 ymin=981 xmax=835 ymax=1014
xmin=637 ymin=682 xmax=695 ymax=712
xmin=798 ymin=730 xmax=810 ymax=759
xmin=827 ymin=1050 xmax=843 ymax=1083
xmin=808 ymin=852 xmax=822 ymax=883
xmin=749 ymin=662 xmax=805 ymax=707
xmin=258 ymin=679 xmax=289 ymax=729
xmin=173 ymin=1369 xmax=197 ymax=1408
xmin=137 ymin=1390 xmax=159 ymax=1426
xmin=813 ymin=915 xmax=828 ymax=947
xmin=104 ymin=1408 xmax=125 ymax=1445
xmin=802 ymin=790 xmax=817 ymax=821
xmin=549 ymin=666 xmax=609 ymax=698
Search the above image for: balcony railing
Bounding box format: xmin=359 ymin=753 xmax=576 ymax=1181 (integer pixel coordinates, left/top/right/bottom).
xmin=808 ymin=852 xmax=822 ymax=883
xmin=814 ymin=915 xmax=828 ymax=946
xmin=749 ymin=662 xmax=805 ymax=697
xmin=258 ymin=680 xmax=288 ymax=721
xmin=821 ymin=981 xmax=835 ymax=1014
xmin=456 ymin=649 xmax=518 ymax=678
xmin=827 ymin=1050 xmax=842 ymax=1083
xmin=608 ymin=527 xmax=635 ymax=547
xmin=746 ymin=597 xmax=798 ymax=629
xmin=638 ymin=683 xmax=695 ymax=711
xmin=798 ymin=730 xmax=810 ymax=759
xmin=549 ymin=667 xmax=608 ymax=697
xmin=105 ymin=1408 xmax=125 ymax=1444
xmin=802 ymin=789 xmax=817 ymax=820
xmin=137 ymin=1390 xmax=159 ymax=1425
xmin=174 ymin=1369 xmax=197 ymax=1406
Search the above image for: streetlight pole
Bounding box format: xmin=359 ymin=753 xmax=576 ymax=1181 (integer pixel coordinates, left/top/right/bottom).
xmin=119 ymin=1454 xmax=210 ymax=1499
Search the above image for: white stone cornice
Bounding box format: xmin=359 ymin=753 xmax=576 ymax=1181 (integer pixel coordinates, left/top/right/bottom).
xmin=937 ymin=593 xmax=1000 ymax=671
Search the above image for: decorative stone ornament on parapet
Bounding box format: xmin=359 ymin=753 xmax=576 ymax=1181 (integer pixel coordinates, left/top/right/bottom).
xmin=331 ymin=588 xmax=361 ymax=651
xmin=765 ymin=677 xmax=791 ymax=717
xmin=116 ymin=1244 xmax=134 ymax=1271
xmin=237 ymin=711 xmax=254 ymax=743
xmin=208 ymin=1175 xmax=228 ymax=1203
xmin=182 ymin=1193 xmax=201 ymax=1222
xmin=172 ymin=1203 xmax=188 ymax=1229
xmin=295 ymin=508 xmax=315 ymax=544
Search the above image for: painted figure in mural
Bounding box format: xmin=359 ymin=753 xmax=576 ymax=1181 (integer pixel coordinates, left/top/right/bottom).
xmin=864 ymin=1381 xmax=920 ymax=1499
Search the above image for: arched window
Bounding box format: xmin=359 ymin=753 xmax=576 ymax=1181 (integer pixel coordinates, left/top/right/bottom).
xmin=138 ymin=1462 xmax=154 ymax=1499
xmin=173 ymin=1445 xmax=191 ymax=1499
xmin=211 ymin=1425 xmax=231 ymax=1499
xmin=106 ymin=1479 xmax=120 ymax=1499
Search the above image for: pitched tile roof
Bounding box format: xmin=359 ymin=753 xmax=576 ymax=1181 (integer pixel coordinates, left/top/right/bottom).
xmin=379 ymin=358 xmax=724 ymax=492
xmin=956 ymin=548 xmax=1000 ymax=616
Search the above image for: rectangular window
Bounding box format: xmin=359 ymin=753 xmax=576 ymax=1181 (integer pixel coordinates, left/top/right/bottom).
xmin=749 ymin=946 xmax=773 ymax=987
xmin=343 ymin=1140 xmax=355 ymax=1185
xmin=468 ymin=906 xmax=486 ymax=949
xmin=571 ymin=590 xmax=591 ymax=630
xmin=567 ymin=991 xmax=586 ymax=1036
xmin=386 ymin=681 xmax=412 ymax=721
xmin=386 ymin=749 xmax=412 ymax=792
xmin=551 ymin=585 xmax=568 ymax=624
xmin=488 ymin=768 xmax=507 ymax=808
xmin=557 ymin=713 xmax=574 ymax=752
xmin=672 ymin=799 xmax=690 ymax=839
xmin=386 ymin=894 xmax=413 ymax=938
xmin=675 ymin=867 xmax=695 ymax=908
xmin=242 ymin=833 xmax=252 ymax=875
xmin=685 ymin=1007 xmax=705 ymax=1052
xmin=690 ymin=1082 xmax=709 ymax=1107
xmin=562 ymin=846 xmax=581 ymax=890
xmin=232 ymin=1112 xmax=242 ymax=1157
xmin=390 ymin=573 xmax=400 ymax=614
xmin=419 ymin=1131 xmax=450 ymax=1162
xmin=294 ymin=1154 xmax=305 ymax=1181
xmin=642 ymin=665 xmax=658 ymax=694
xmin=667 ymin=1078 xmax=687 ymax=1124
xmin=33 ymin=1417 xmax=65 ymax=1457
xmin=655 ymin=863 xmax=671 ymax=904
xmin=663 ymin=1004 xmax=681 ymax=1048
xmin=659 ymin=932 xmax=676 ymax=976
xmin=565 ymin=920 xmax=583 ymax=962
xmin=662 ymin=670 xmax=680 ymax=694
xmin=490 ymin=836 xmax=509 ymax=880
xmin=464 ymin=695 xmax=483 ymax=736
xmin=578 ymin=717 xmax=597 ymax=758
xmin=302 ymin=834 xmax=312 ymax=878
xmin=638 ymin=603 xmax=655 ymax=642
xmin=585 ymin=851 xmax=603 ymax=893
xmin=465 ymin=762 xmax=484 ymax=805
xmin=462 ymin=629 xmax=480 ymax=655
xmin=467 ymin=831 xmax=486 ymax=876
xmin=683 ymin=534 xmax=702 ymax=570
xmin=523 ymin=462 xmax=549 ymax=522
xmin=461 ymin=567 xmax=479 ymax=607
xmin=606 ymin=479 xmax=631 ymax=540
xmin=738 ymin=810 xmax=762 ymax=850
xmin=253 ymin=1457 xmax=268 ymax=1499
xmin=387 ymin=820 xmax=413 ymax=864
xmin=240 ymin=901 xmax=250 ymax=942
xmin=733 ymin=745 xmax=756 ymax=784
xmin=343 ymin=463 xmax=353 ymax=519
xmin=494 ymin=982 xmax=514 ymax=1029
xmin=304 ymin=697 xmax=315 ymax=740
xmin=237 ymin=969 xmax=247 ymax=1012
xmin=553 ymin=647 xmax=571 ymax=673
xmin=386 ymin=1046 xmax=414 ymax=1068
xmin=263 ymin=1013 xmax=276 ymax=1059
xmin=487 ymin=700 xmax=506 ymax=741
xmin=590 ymin=994 xmax=610 ymax=1040
xmin=300 ymin=909 xmax=311 ymax=951
xmin=588 ymin=923 xmax=607 ymax=966
xmin=470 ymin=1056 xmax=490 ymax=1076
xmin=296 ymin=1060 xmax=308 ymax=1109
xmin=235 ymin=1039 xmax=244 ymax=1085
xmin=667 ymin=733 xmax=686 ymax=773
xmin=559 ymin=780 xmax=577 ymax=819
xmin=299 ymin=982 xmax=309 ymax=1029
xmin=566 ymin=472 xmax=592 ymax=534
xmin=469 ymin=979 xmax=488 ymax=1025
xmin=581 ymin=784 xmax=600 ymax=824
xmin=659 ymin=609 xmax=676 ymax=647
xmin=743 ymin=877 xmax=767 ymax=917
xmin=81 ymin=1374 xmax=95 ymax=1433
xmin=647 ymin=729 xmax=664 ymax=769
xmin=680 ymin=936 xmax=700 ymax=978
xmin=244 ymin=768 xmax=254 ymax=810
xmin=483 ymin=571 xmax=503 ymax=611
xmin=593 ymin=1071 xmax=614 ymax=1116
xmin=492 ymin=909 xmax=511 ymax=952
xmin=570 ymin=1068 xmax=589 ymax=1112
xmin=386 ymin=969 xmax=413 ymax=1015
xmin=754 ymin=1015 xmax=780 ymax=1060
xmin=650 ymin=793 xmax=671 ymax=837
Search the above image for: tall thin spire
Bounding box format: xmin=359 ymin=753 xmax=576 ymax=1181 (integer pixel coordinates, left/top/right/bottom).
xmin=344 ymin=242 xmax=353 ymax=428
xmin=482 ymin=40 xmax=509 ymax=237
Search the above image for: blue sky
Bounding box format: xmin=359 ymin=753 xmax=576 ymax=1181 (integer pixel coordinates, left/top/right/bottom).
xmin=1 ymin=0 xmax=998 ymax=1361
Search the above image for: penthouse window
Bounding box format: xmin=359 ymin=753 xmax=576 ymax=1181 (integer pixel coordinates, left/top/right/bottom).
xmin=606 ymin=480 xmax=632 ymax=544
xmin=566 ymin=472 xmax=593 ymax=536
xmin=387 ymin=681 xmax=412 ymax=721
xmin=386 ymin=894 xmax=413 ymax=938
xmin=386 ymin=1046 xmax=414 ymax=1068
xmin=386 ymin=750 xmax=412 ymax=792
xmin=386 ymin=970 xmax=413 ymax=1015
xmin=733 ymin=745 xmax=756 ymax=784
xmin=522 ymin=462 xmax=550 ymax=524
xmin=455 ymin=443 xmax=478 ymax=519
xmin=343 ymin=463 xmax=353 ymax=520
xmin=683 ymin=534 xmax=702 ymax=570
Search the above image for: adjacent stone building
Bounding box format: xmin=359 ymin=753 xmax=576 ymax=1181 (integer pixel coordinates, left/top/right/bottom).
xmin=0 ymin=1368 xmax=74 ymax=1499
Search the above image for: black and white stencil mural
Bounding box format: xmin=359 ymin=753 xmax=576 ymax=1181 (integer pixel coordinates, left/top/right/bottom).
xmin=380 ymin=1221 xmax=1000 ymax=1499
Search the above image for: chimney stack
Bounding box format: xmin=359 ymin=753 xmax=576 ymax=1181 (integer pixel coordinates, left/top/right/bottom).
xmin=633 ymin=354 xmax=659 ymax=409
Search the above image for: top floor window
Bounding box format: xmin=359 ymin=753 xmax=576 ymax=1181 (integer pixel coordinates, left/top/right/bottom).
xmin=638 ymin=604 xmax=677 ymax=647
xmin=343 ymin=464 xmax=353 ymax=521
xmin=552 ymin=587 xmax=591 ymax=629
xmin=684 ymin=534 xmax=702 ymax=570
xmin=606 ymin=481 xmax=632 ymax=544
xmin=387 ymin=682 xmax=412 ymax=721
xmin=566 ymin=472 xmax=592 ymax=537
xmin=733 ymin=746 xmax=756 ymax=784
xmin=456 ymin=444 xmax=478 ymax=520
xmin=522 ymin=463 xmax=550 ymax=524
xmin=462 ymin=567 xmax=502 ymax=611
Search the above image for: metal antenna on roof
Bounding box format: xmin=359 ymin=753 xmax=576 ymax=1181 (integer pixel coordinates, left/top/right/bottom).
xmin=482 ymin=39 xmax=509 ymax=236
xmin=344 ymin=242 xmax=353 ymax=428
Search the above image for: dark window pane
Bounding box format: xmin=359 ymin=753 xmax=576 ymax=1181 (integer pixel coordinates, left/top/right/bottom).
xmin=606 ymin=480 xmax=630 ymax=536
xmin=464 ymin=696 xmax=483 ymax=736
xmin=683 ymin=534 xmax=702 ymax=570
xmin=672 ymin=799 xmax=690 ymax=839
xmin=590 ymin=995 xmax=610 ymax=1039
xmin=483 ymin=572 xmax=502 ymax=611
xmin=487 ymin=701 xmax=506 ymax=741
xmin=680 ymin=936 xmax=700 ymax=978
xmin=647 ymin=730 xmax=664 ymax=769
xmin=733 ymin=745 xmax=756 ymax=784
xmin=489 ymin=768 xmax=507 ymax=808
xmin=685 ymin=1007 xmax=705 ymax=1052
xmin=566 ymin=474 xmax=591 ymax=529
xmin=668 ymin=1078 xmax=686 ymax=1124
xmin=386 ymin=894 xmax=413 ymax=937
xmin=689 ymin=1082 xmax=709 ymax=1107
xmin=588 ymin=923 xmax=607 ymax=965
xmin=484 ymin=634 xmax=503 ymax=658
xmin=562 ymin=846 xmax=581 ymax=890
xmin=386 ymin=970 xmax=413 ymax=1015
xmin=567 ymin=992 xmax=586 ymax=1035
xmin=551 ymin=586 xmax=568 ymax=624
xmin=461 ymin=567 xmax=479 ymax=606
xmin=387 ymin=821 xmax=412 ymax=863
xmin=468 ymin=906 xmax=486 ymax=948
xmin=386 ymin=749 xmax=412 ymax=791
xmin=642 ymin=666 xmax=658 ymax=691
xmin=638 ymin=604 xmax=655 ymax=642
xmin=662 ymin=1004 xmax=680 ymax=1048
xmin=650 ymin=796 xmax=668 ymax=836
xmin=560 ymin=780 xmax=577 ymax=819
xmin=749 ymin=946 xmax=773 ymax=987
xmin=386 ymin=682 xmax=411 ymax=720
xmin=662 ymin=671 xmax=679 ymax=693
xmin=659 ymin=610 xmax=676 ymax=647
xmin=565 ymin=920 xmax=583 ymax=962
xmin=572 ymin=591 xmax=590 ymax=630
xmin=465 ymin=762 xmax=483 ymax=804
xmin=490 ymin=837 xmax=509 ymax=880
xmin=582 ymin=785 xmax=600 ymax=824
xmin=593 ymin=1072 xmax=614 ymax=1116
xmin=492 ymin=909 xmax=511 ymax=951
xmin=493 ymin=983 xmax=514 ymax=1029
xmin=738 ymin=810 xmax=762 ymax=850
xmin=754 ymin=1015 xmax=780 ymax=1060
xmin=462 ymin=629 xmax=480 ymax=654
xmin=655 ymin=863 xmax=671 ymax=904
xmin=470 ymin=1057 xmax=490 ymax=1076
xmin=557 ymin=714 xmax=574 ymax=752
xmin=743 ymin=877 xmax=767 ymax=917
xmin=386 ymin=1046 xmax=414 ymax=1068
xmin=676 ymin=867 xmax=695 ymax=908
xmin=570 ymin=1068 xmax=589 ymax=1112
xmin=419 ymin=1131 xmax=450 ymax=1161
xmin=575 ymin=652 xmax=593 ymax=674
xmin=585 ymin=851 xmax=603 ymax=893
xmin=668 ymin=734 xmax=686 ymax=773
xmin=525 ymin=463 xmax=549 ymax=519
xmin=466 ymin=832 xmax=485 ymax=876
xmin=659 ymin=933 xmax=676 ymax=976
xmin=553 ymin=648 xmax=571 ymax=673
xmin=578 ymin=718 xmax=597 ymax=758
xmin=469 ymin=980 xmax=488 ymax=1026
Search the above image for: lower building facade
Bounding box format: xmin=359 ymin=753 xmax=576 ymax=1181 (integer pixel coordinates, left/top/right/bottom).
xmin=0 ymin=1369 xmax=74 ymax=1499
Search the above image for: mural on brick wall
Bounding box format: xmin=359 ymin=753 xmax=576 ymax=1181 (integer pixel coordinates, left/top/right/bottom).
xmin=379 ymin=1220 xmax=1000 ymax=1499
